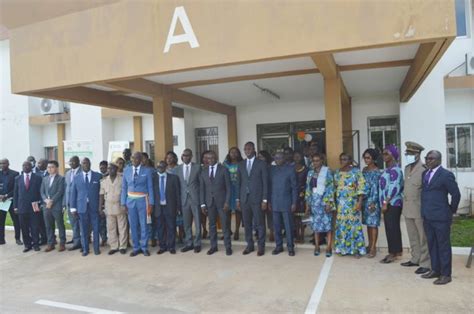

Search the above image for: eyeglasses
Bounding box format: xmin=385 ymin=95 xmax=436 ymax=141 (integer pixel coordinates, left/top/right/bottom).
xmin=425 ymin=157 xmax=436 ymax=161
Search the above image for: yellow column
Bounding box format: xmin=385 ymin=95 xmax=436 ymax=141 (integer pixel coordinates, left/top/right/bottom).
xmin=153 ymin=89 xmax=173 ymax=162
xmin=342 ymin=97 xmax=353 ymax=156
xmin=227 ymin=108 xmax=238 ymax=149
xmin=324 ymin=77 xmax=343 ymax=169
xmin=57 ymin=123 xmax=66 ymax=175
xmin=133 ymin=116 xmax=143 ymax=152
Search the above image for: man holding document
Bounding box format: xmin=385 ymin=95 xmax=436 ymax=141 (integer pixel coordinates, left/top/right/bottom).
xmin=13 ymin=161 xmax=42 ymax=252
xmin=0 ymin=159 xmax=21 ymax=245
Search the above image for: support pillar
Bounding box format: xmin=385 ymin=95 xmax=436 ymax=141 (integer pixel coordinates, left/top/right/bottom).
xmin=153 ymin=89 xmax=173 ymax=162
xmin=227 ymin=108 xmax=238 ymax=149
xmin=324 ymin=77 xmax=343 ymax=169
xmin=57 ymin=123 xmax=66 ymax=175
xmin=133 ymin=116 xmax=143 ymax=152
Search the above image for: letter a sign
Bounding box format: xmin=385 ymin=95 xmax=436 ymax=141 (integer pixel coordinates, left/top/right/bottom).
xmin=163 ymin=6 xmax=200 ymax=53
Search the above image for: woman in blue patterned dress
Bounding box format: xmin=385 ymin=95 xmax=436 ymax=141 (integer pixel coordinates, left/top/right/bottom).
xmin=223 ymin=147 xmax=243 ymax=241
xmin=334 ymin=153 xmax=367 ymax=258
xmin=361 ymin=148 xmax=382 ymax=258
xmin=379 ymin=144 xmax=404 ymax=264
xmin=305 ymin=153 xmax=335 ymax=257
xmin=165 ymin=151 xmax=184 ymax=244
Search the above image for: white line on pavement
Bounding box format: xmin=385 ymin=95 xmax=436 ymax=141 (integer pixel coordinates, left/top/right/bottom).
xmin=304 ymin=256 xmax=334 ymax=314
xmin=35 ymin=300 xmax=124 ymax=314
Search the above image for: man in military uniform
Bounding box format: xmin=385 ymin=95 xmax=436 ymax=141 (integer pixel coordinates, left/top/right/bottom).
xmin=401 ymin=141 xmax=431 ymax=275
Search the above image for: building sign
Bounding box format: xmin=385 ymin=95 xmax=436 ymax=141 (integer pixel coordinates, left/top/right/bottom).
xmin=63 ymin=140 xmax=93 ymax=168
xmin=163 ymin=6 xmax=199 ymax=53
xmin=107 ymin=141 xmax=130 ymax=163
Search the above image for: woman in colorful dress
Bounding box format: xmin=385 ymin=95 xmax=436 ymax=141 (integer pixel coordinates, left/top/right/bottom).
xmin=379 ymin=144 xmax=404 ymax=264
xmin=294 ymin=151 xmax=309 ymax=243
xmin=361 ymin=148 xmax=382 ymax=258
xmin=223 ymin=147 xmax=243 ymax=241
xmin=334 ymin=153 xmax=367 ymax=258
xmin=165 ymin=151 xmax=184 ymax=244
xmin=305 ymin=153 xmax=335 ymax=257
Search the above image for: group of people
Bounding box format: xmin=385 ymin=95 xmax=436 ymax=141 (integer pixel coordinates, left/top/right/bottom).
xmin=0 ymin=140 xmax=461 ymax=285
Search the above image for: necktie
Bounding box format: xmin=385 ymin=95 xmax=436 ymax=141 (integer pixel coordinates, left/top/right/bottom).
xmin=424 ymin=169 xmax=433 ymax=185
xmin=247 ymin=159 xmax=251 ymax=175
xmin=185 ymin=165 xmax=190 ymax=183
xmin=210 ymin=166 xmax=214 ymax=181
xmin=160 ymin=176 xmax=166 ymax=203
xmin=49 ymin=176 xmax=54 ymax=188
xmin=133 ymin=168 xmax=138 ymax=184
xmin=85 ymin=173 xmax=90 ymax=185
xmin=25 ymin=174 xmax=30 ymax=191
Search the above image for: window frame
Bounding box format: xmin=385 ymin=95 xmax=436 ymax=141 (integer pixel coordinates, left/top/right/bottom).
xmin=446 ymin=123 xmax=474 ymax=171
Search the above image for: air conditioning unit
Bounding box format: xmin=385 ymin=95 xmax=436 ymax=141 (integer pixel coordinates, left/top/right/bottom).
xmin=466 ymin=52 xmax=474 ymax=75
xmin=40 ymin=98 xmax=67 ymax=115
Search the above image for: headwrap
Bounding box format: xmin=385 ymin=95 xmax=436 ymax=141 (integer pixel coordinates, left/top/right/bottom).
xmin=385 ymin=144 xmax=399 ymax=161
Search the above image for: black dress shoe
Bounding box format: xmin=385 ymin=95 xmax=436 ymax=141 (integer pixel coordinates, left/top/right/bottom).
xmin=68 ymin=245 xmax=81 ymax=251
xmin=421 ymin=270 xmax=440 ymax=279
xmin=288 ymin=250 xmax=295 ymax=257
xmin=130 ymin=250 xmax=141 ymax=257
xmin=194 ymin=246 xmax=201 ymax=253
xmin=433 ymin=276 xmax=452 ymax=285
xmin=415 ymin=267 xmax=430 ymax=274
xmin=108 ymin=249 xmax=118 ymax=255
xmin=181 ymin=246 xmax=194 ymax=253
xmin=23 ymin=247 xmax=32 ymax=253
xmin=169 ymin=249 xmax=176 ymax=254
xmin=34 ymin=246 xmax=40 ymax=252
xmin=82 ymin=251 xmax=89 ymax=257
xmin=226 ymin=248 xmax=233 ymax=256
xmin=119 ymin=249 xmax=127 ymax=255
xmin=0 ymin=240 xmax=6 ymax=245
xmin=157 ymin=248 xmax=167 ymax=255
xmin=143 ymin=250 xmax=150 ymax=256
xmin=16 ymin=239 xmax=23 ymax=245
xmin=207 ymin=247 xmax=218 ymax=255
xmin=257 ymin=248 xmax=265 ymax=256
xmin=401 ymin=261 xmax=419 ymax=267
xmin=66 ymin=240 xmax=74 ymax=245
xmin=272 ymin=247 xmax=283 ymax=255
xmin=242 ymin=247 xmax=254 ymax=255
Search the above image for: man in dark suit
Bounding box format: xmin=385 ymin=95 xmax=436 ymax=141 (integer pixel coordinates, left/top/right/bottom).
xmin=154 ymin=161 xmax=181 ymax=254
xmin=420 ymin=150 xmax=460 ymax=285
xmin=64 ymin=156 xmax=82 ymax=250
xmin=200 ymin=151 xmax=232 ymax=256
xmin=270 ymin=152 xmax=298 ymax=256
xmin=40 ymin=160 xmax=66 ymax=252
xmin=237 ymin=141 xmax=269 ymax=256
xmin=176 ymin=149 xmax=202 ymax=253
xmin=70 ymin=158 xmax=103 ymax=256
xmin=13 ymin=161 xmax=42 ymax=252
xmin=0 ymin=159 xmax=22 ymax=245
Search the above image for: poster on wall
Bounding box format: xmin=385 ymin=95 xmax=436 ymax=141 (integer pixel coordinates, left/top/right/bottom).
xmin=63 ymin=140 xmax=93 ymax=168
xmin=107 ymin=141 xmax=130 ymax=163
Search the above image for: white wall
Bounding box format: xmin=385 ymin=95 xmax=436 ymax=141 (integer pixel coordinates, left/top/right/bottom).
xmin=0 ymin=40 xmax=31 ymax=171
xmin=42 ymin=124 xmax=58 ymax=148
xmin=352 ymin=92 xmax=400 ymax=158
xmin=101 ymin=118 xmax=114 ymax=162
xmin=70 ymin=103 xmax=104 ymax=170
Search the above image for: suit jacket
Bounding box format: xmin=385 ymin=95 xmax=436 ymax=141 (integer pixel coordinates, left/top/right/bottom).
xmin=199 ymin=163 xmax=231 ymax=209
xmin=270 ymin=165 xmax=297 ymax=212
xmin=120 ymin=165 xmax=155 ymax=207
xmin=421 ymin=166 xmax=461 ymax=222
xmin=70 ymin=171 xmax=103 ymax=213
xmin=176 ymin=163 xmax=201 ymax=207
xmin=238 ymin=158 xmax=268 ymax=204
xmin=403 ymin=161 xmax=426 ymax=219
xmin=13 ymin=173 xmax=42 ymax=214
xmin=153 ymin=173 xmax=181 ymax=217
xmin=63 ymin=167 xmax=82 ymax=207
xmin=0 ymin=169 xmax=19 ymax=209
xmin=40 ymin=175 xmax=65 ymax=212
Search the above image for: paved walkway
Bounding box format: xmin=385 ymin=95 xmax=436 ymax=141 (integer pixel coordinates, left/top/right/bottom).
xmin=0 ymin=231 xmax=472 ymax=313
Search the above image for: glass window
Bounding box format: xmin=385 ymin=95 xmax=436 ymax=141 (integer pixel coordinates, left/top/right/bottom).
xmin=195 ymin=127 xmax=219 ymax=164
xmin=368 ymin=116 xmax=400 ymax=169
xmin=44 ymin=146 xmax=58 ymax=161
xmin=455 ymin=0 xmax=468 ymax=37
xmin=446 ymin=124 xmax=473 ymax=168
